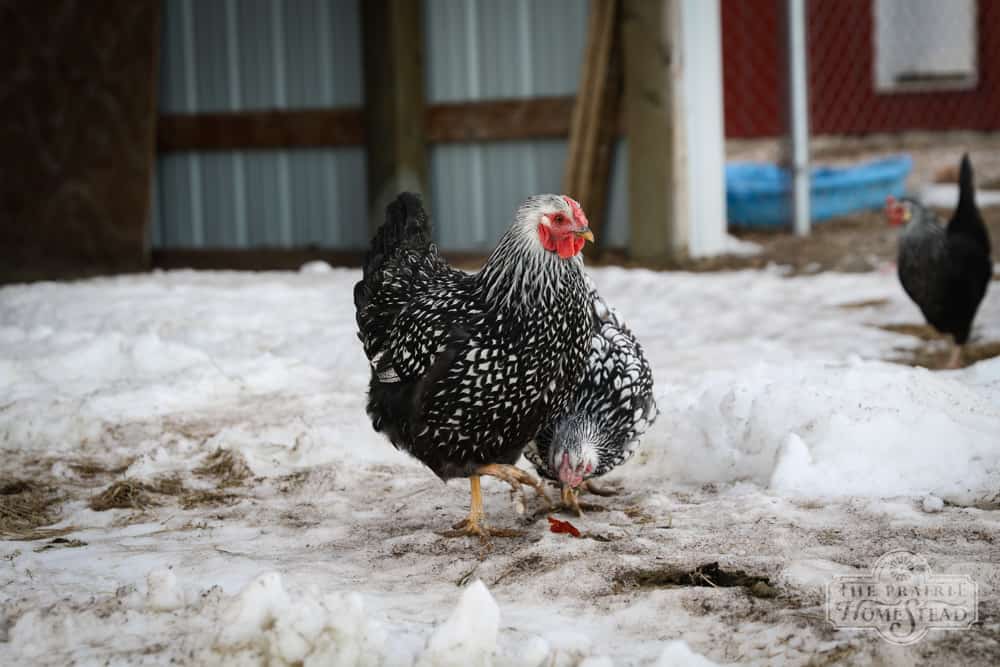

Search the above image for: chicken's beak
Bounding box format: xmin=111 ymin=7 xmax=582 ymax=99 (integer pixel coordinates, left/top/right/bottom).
xmin=576 ymin=229 xmax=595 ymax=243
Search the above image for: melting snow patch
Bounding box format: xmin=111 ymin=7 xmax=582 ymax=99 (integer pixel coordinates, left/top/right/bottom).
xmin=640 ymin=359 xmax=1000 ymax=505
xmin=214 ymin=572 xmax=388 ymax=666
xmin=922 ymin=494 xmax=945 ymax=513
xmin=299 ymin=260 xmax=334 ymax=274
xmin=655 ymin=640 xmax=723 ymax=667
xmin=418 ymin=580 xmax=499 ymax=667
xmin=146 ymin=568 xmax=187 ymax=612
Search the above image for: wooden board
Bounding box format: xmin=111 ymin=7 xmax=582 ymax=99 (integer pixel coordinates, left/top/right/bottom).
xmin=361 ymin=0 xmax=429 ymax=234
xmin=623 ymin=0 xmax=680 ymax=261
xmin=156 ymin=97 xmax=595 ymax=152
xmin=426 ymin=97 xmax=577 ymax=142
xmin=156 ymin=109 xmax=364 ymax=152
xmin=0 ymin=0 xmax=160 ymax=283
xmin=563 ymin=0 xmax=623 ymax=256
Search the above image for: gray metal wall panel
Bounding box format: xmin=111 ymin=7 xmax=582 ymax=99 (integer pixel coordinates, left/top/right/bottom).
xmin=430 ymin=139 xmax=567 ymax=250
xmin=157 ymin=154 xmax=194 ymax=246
xmin=425 ymin=0 xmax=589 ymax=102
xmin=160 ymin=0 xmax=362 ymax=112
xmin=155 ymin=0 xmax=365 ymax=249
xmin=605 ymin=140 xmax=628 ymax=248
xmin=424 ymin=0 xmax=610 ymax=251
xmin=155 ymin=0 xmax=625 ymax=252
xmin=156 ymin=148 xmax=367 ymax=249
xmin=191 ymin=1 xmax=231 ymax=110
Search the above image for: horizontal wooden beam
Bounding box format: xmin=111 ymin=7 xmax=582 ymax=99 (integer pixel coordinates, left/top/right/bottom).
xmin=425 ymin=97 xmax=577 ymax=142
xmin=157 ymin=96 xmax=612 ymax=152
xmin=156 ymin=108 xmax=364 ymax=152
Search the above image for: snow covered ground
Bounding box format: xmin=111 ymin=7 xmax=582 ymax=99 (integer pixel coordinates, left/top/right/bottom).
xmin=1 ymin=262 xmax=999 ymax=665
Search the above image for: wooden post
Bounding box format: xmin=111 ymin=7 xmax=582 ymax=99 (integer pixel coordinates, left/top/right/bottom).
xmin=0 ymin=0 xmax=160 ymax=283
xmin=564 ymin=0 xmax=622 ymax=257
xmin=361 ymin=0 xmax=428 ymax=236
xmin=622 ymin=0 xmax=683 ymax=262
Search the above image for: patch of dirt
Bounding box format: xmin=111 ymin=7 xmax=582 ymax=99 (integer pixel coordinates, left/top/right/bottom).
xmin=148 ymin=476 xmax=185 ymax=496
xmin=490 ymin=554 xmax=545 ymax=586
xmin=890 ymin=341 xmax=1000 ymax=370
xmin=0 ymin=478 xmax=66 ymax=540
xmin=622 ymin=505 xmax=656 ymax=525
xmin=180 ymin=490 xmax=239 ymax=510
xmin=89 ymin=480 xmax=157 ymax=511
xmin=836 ymin=298 xmax=891 ymax=310
xmin=88 ymin=476 xmax=189 ymax=512
xmin=615 ymin=562 xmax=780 ymax=599
xmin=194 ymin=449 xmax=252 ymax=488
xmin=33 ymin=537 xmax=87 ymax=552
xmin=68 ymin=459 xmax=134 ymax=480
xmin=275 ymin=471 xmax=310 ymax=494
xmin=879 ymin=323 xmax=947 ymax=341
xmin=877 ymin=323 xmax=1000 ymax=369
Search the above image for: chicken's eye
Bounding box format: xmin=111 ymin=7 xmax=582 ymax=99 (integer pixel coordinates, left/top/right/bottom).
xmin=552 ymin=213 xmax=567 ymax=225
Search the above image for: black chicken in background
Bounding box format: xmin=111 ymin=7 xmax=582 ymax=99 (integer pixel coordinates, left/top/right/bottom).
xmin=886 ymin=154 xmax=993 ymax=368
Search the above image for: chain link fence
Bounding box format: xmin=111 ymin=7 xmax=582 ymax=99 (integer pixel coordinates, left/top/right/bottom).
xmin=721 ymin=0 xmax=1000 ymax=204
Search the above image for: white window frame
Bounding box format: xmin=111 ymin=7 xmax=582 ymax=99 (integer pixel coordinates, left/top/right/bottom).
xmin=873 ymin=0 xmax=978 ymax=93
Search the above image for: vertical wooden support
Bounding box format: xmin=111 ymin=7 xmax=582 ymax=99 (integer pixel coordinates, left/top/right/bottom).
xmin=622 ymin=0 xmax=683 ymax=262
xmin=361 ymin=0 xmax=428 ymax=235
xmin=0 ymin=0 xmax=160 ymax=283
xmin=563 ymin=0 xmax=622 ymax=257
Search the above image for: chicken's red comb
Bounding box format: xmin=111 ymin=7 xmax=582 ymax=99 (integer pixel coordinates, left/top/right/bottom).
xmin=885 ymin=195 xmax=907 ymax=226
xmin=563 ymin=195 xmax=589 ymax=228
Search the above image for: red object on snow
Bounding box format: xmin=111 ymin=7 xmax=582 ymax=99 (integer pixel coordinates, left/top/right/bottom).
xmin=548 ymin=516 xmax=581 ymax=538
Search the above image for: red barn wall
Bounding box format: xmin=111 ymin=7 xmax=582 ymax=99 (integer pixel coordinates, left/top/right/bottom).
xmin=721 ymin=0 xmax=1000 ymax=139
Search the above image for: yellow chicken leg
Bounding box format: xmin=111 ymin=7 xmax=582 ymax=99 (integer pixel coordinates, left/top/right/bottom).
xmin=444 ymin=465 xmax=551 ymax=539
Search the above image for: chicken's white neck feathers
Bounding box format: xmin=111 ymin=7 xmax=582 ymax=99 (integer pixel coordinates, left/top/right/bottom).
xmin=479 ymin=195 xmax=583 ymax=310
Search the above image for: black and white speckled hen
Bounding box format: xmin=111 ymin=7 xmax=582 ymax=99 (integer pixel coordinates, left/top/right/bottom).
xmin=525 ymin=280 xmax=657 ymax=515
xmin=886 ymin=154 xmax=992 ymax=368
xmin=353 ymin=192 xmax=595 ymax=536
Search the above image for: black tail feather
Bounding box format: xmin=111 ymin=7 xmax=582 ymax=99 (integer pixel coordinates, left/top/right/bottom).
xmin=362 ymin=193 xmax=432 ymax=281
xmin=354 ymin=193 xmax=432 ymax=312
xmin=956 ymin=153 xmax=976 ymax=216
xmin=948 ymin=153 xmax=990 ymax=251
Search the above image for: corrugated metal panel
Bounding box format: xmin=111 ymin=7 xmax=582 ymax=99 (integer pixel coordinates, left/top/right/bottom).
xmin=429 ymin=140 xmax=565 ymax=249
xmin=156 ymin=0 xmax=628 ymax=251
xmin=423 ymin=0 xmax=628 ymax=251
xmin=157 ymin=148 xmax=367 ymax=248
xmin=425 ymin=0 xmax=590 ymax=102
xmin=605 ymin=141 xmax=629 ymax=249
xmin=155 ymin=0 xmax=365 ymax=249
xmin=160 ymin=0 xmax=362 ymax=112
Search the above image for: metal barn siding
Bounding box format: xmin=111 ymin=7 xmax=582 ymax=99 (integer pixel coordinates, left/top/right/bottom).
xmin=424 ymin=0 xmax=629 ymax=250
xmin=156 ymin=0 xmax=628 ymax=252
xmin=155 ymin=0 xmax=367 ymax=249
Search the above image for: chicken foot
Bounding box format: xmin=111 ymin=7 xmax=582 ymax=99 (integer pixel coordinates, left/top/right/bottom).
xmin=558 ymin=480 xmax=619 ymax=517
xmin=945 ymin=343 xmax=964 ymax=369
xmin=443 ymin=465 xmax=552 ymax=539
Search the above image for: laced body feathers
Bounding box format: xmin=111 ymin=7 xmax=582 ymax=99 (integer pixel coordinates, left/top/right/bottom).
xmin=525 ymin=278 xmax=658 ymax=481
xmin=354 ymin=193 xmax=593 ymax=480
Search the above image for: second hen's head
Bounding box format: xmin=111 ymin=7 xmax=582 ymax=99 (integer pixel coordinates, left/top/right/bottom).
xmin=514 ymin=194 xmax=594 ymax=259
xmin=547 ymin=416 xmax=607 ymax=488
xmin=885 ymin=196 xmax=911 ymax=227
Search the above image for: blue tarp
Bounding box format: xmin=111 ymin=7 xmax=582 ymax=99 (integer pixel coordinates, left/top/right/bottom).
xmin=726 ymin=155 xmax=913 ymax=228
